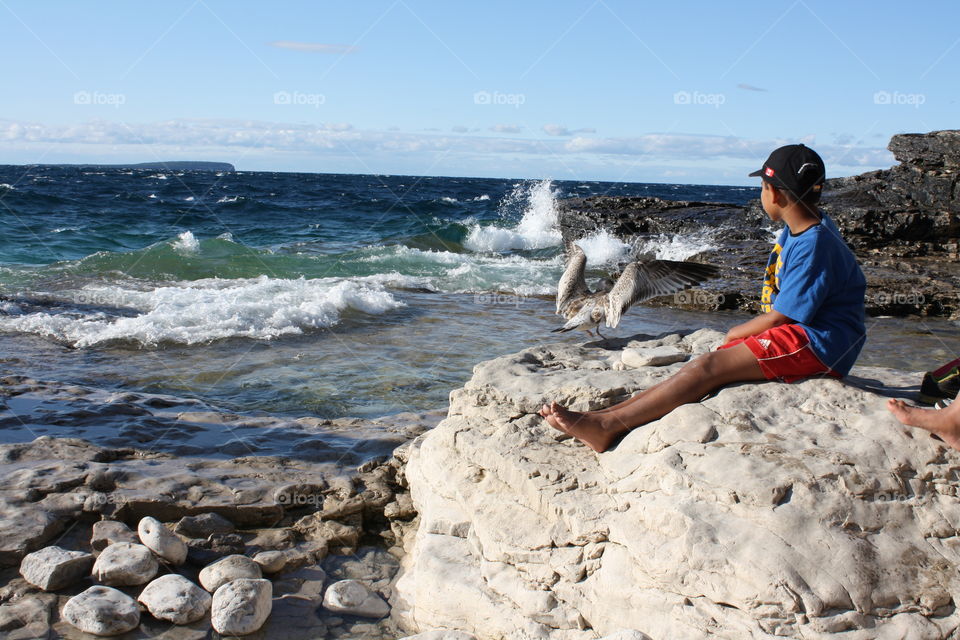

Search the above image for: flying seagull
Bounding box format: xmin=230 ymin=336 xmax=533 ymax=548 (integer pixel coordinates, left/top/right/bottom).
xmin=553 ymin=242 xmax=719 ymax=337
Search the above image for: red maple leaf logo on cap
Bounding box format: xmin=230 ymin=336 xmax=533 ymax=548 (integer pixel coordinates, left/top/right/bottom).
xmin=764 ymin=167 xmax=775 ymax=177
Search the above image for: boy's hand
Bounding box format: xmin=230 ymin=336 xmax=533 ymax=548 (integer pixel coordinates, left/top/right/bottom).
xmin=724 ymin=310 xmax=792 ymax=344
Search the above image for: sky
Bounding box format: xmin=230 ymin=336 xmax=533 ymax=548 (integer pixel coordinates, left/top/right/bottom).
xmin=0 ymin=1 xmax=957 ymax=184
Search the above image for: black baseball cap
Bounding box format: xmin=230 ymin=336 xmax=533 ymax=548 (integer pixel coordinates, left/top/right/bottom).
xmin=749 ymin=144 xmax=825 ymax=200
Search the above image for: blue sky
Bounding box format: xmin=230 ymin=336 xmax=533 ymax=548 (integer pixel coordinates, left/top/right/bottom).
xmin=1 ymin=1 xmax=956 ymax=184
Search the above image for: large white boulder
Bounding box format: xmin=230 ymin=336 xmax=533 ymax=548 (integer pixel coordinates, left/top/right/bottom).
xmin=19 ymin=546 xmax=93 ymax=591
xmin=62 ymin=585 xmax=140 ymax=636
xmin=91 ymin=542 xmax=158 ymax=586
xmin=321 ymin=579 xmax=389 ymax=618
xmin=393 ymin=330 xmax=960 ymax=639
xmin=137 ymin=516 xmax=187 ymax=565
xmin=137 ymin=574 xmax=211 ymax=624
xmin=199 ymin=554 xmax=262 ymax=592
xmin=211 ymin=577 xmax=272 ymax=635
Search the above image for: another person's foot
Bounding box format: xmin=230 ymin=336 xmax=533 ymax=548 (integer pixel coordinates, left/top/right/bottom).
xmin=887 ymin=398 xmax=960 ymax=451
xmin=539 ymin=402 xmax=628 ymax=453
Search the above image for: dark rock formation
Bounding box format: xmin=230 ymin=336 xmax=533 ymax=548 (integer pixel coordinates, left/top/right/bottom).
xmin=557 ymin=130 xmax=960 ymax=317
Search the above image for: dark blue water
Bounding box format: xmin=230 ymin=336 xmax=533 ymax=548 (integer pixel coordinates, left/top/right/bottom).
xmin=0 ymin=166 xmax=950 ymax=419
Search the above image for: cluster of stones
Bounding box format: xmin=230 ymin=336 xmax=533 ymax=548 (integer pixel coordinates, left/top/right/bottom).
xmin=17 ymin=512 xmax=394 ymax=636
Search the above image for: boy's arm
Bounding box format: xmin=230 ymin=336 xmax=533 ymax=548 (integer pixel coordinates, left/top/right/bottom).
xmin=724 ymin=310 xmax=792 ymax=343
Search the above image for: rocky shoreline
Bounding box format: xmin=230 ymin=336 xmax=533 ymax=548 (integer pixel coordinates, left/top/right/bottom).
xmin=558 ymin=130 xmax=960 ymax=318
xmin=0 ymin=378 xmax=436 ymax=639
xmin=4 ymin=330 xmax=956 ymax=639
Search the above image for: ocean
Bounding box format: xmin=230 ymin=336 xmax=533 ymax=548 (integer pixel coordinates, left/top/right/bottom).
xmin=0 ymin=166 xmax=956 ymax=425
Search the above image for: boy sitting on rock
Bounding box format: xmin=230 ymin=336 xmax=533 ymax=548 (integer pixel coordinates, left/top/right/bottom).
xmin=541 ymin=144 xmax=867 ymax=452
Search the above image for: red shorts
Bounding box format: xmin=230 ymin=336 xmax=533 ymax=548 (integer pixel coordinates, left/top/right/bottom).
xmin=718 ymin=324 xmax=839 ymax=383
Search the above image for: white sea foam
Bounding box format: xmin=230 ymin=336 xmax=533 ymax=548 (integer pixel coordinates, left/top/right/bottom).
xmin=575 ymin=229 xmax=632 ymax=267
xmin=184 ymin=196 xmax=195 ymax=202
xmin=0 ymin=276 xmax=405 ymax=347
xmin=0 ymin=183 xmax=15 ymax=190
xmin=356 ymin=245 xmax=558 ymax=295
xmin=631 ymin=228 xmax=718 ymax=261
xmin=171 ymin=230 xmax=200 ymax=254
xmin=217 ymin=195 xmax=241 ymax=203
xmin=440 ymin=196 xmax=458 ymax=204
xmin=463 ymin=179 xmax=562 ymax=252
xmin=51 ymin=227 xmax=80 ymax=234
xmin=472 ymin=194 xmax=490 ymax=201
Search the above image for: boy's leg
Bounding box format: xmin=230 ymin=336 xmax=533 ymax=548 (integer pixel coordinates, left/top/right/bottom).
xmin=887 ymin=397 xmax=960 ymax=451
xmin=540 ymin=343 xmax=764 ymax=452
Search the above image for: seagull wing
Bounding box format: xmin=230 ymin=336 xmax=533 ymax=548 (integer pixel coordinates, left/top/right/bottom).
xmin=604 ymin=260 xmax=720 ymax=328
xmin=556 ymin=242 xmax=590 ymax=315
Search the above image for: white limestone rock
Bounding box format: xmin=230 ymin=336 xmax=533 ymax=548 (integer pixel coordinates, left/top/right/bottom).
xmin=137 ymin=574 xmax=211 ymax=624
xmin=19 ymin=546 xmax=93 ymax=591
xmin=62 ymin=585 xmax=140 ymax=636
xmin=392 ymin=330 xmax=960 ymax=639
xmin=252 ymin=550 xmax=288 ymax=574
xmin=91 ymin=542 xmax=158 ymax=586
xmin=137 ymin=516 xmax=187 ymax=565
xmin=90 ymin=520 xmax=138 ymax=552
xmin=399 ymin=632 xmax=479 ymax=640
xmin=620 ymin=345 xmax=688 ymax=368
xmin=199 ymin=554 xmax=262 ymax=592
xmin=211 ymin=577 xmax=272 ymax=635
xmin=322 ymin=579 xmax=389 ymax=618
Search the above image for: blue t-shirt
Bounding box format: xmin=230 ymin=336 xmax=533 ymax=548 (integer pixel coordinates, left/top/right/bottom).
xmin=759 ymin=212 xmax=866 ymax=376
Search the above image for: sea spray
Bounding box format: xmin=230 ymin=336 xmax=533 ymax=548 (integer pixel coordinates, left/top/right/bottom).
xmin=463 ymin=179 xmax=562 ymax=252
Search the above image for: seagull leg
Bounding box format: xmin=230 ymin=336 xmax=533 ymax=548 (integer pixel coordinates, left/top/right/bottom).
xmin=596 ymin=326 xmax=605 ymax=339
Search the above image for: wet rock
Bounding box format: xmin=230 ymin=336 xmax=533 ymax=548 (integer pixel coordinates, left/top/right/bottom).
xmin=272 ymin=566 xmax=327 ymax=602
xmin=137 ymin=574 xmax=211 ymax=625
xmin=199 ymin=554 xmax=262 ymax=593
xmin=187 ymin=532 xmax=246 ymax=565
xmin=91 ymin=541 xmax=158 ymax=586
xmin=292 ymin=515 xmax=360 ymax=551
xmin=322 ymin=579 xmax=389 ymax=618
xmin=174 ymin=512 xmax=235 ymax=538
xmin=0 ymin=593 xmax=56 ymax=639
xmin=19 ymin=545 xmax=94 ymax=591
xmin=210 ymin=578 xmax=272 ymax=635
xmin=90 ymin=520 xmax=139 ymax=552
xmin=62 ymin=585 xmax=140 ymax=636
xmin=138 ymin=516 xmax=188 ymax=565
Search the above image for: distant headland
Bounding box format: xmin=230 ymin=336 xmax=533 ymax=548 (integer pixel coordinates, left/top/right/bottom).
xmin=29 ymin=161 xmax=235 ymax=172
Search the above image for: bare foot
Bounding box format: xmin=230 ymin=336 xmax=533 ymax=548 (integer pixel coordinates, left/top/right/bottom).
xmin=887 ymin=398 xmax=960 ymax=451
xmin=539 ymin=404 xmax=567 ymax=433
xmin=541 ymin=401 xmax=628 ymax=453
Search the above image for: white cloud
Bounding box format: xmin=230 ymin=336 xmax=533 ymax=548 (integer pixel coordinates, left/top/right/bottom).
xmin=737 ymin=83 xmax=767 ymax=92
xmin=267 ymin=41 xmax=359 ymax=54
xmin=543 ymin=124 xmax=597 ymax=136
xmin=451 ymin=125 xmax=469 ymax=133
xmin=489 ymin=124 xmax=522 ymax=134
xmin=0 ymin=118 xmax=895 ymax=180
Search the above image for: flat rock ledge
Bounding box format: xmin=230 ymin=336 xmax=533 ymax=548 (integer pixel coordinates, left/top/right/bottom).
xmin=393 ymin=329 xmax=960 ymax=639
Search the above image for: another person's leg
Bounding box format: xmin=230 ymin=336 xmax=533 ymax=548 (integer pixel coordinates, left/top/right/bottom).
xmin=539 ymin=343 xmax=764 ymax=452
xmin=887 ymin=398 xmax=960 ymax=451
